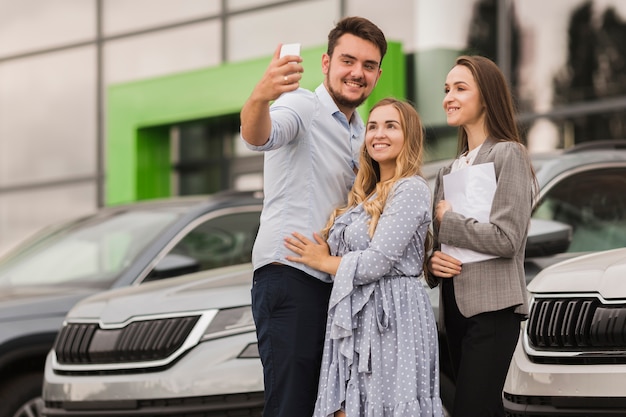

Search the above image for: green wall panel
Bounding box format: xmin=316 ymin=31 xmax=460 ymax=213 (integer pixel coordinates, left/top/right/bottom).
xmin=106 ymin=41 xmax=404 ymax=205
xmin=358 ymin=41 xmax=406 ymax=119
xmin=136 ymin=125 xmax=171 ymax=199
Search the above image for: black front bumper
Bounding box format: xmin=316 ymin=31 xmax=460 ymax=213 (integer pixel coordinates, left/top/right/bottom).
xmin=504 ymin=392 xmax=626 ymax=416
xmin=43 ymin=392 xmax=264 ymax=417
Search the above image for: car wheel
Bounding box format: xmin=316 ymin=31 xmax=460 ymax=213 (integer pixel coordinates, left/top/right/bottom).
xmin=11 ymin=397 xmax=43 ymax=417
xmin=0 ymin=372 xmax=44 ymax=417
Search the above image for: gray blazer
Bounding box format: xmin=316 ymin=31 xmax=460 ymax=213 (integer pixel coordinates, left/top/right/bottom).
xmin=431 ymin=137 xmax=533 ymax=318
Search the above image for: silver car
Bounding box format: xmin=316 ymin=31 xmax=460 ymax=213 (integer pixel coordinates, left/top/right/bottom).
xmin=44 ymin=263 xmax=264 ymax=416
xmin=0 ymin=190 xmax=263 ymax=417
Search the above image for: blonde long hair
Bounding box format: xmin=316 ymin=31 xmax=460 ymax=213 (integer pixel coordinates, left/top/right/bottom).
xmin=322 ymin=98 xmax=432 ymax=260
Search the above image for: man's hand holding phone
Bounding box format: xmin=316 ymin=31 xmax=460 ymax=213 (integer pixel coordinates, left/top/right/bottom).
xmin=278 ymin=43 xmax=302 ymax=87
xmin=279 ymin=43 xmax=301 ymax=60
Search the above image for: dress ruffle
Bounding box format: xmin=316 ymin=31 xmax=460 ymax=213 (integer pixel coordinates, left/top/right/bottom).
xmin=314 ymin=203 xmax=444 ymax=417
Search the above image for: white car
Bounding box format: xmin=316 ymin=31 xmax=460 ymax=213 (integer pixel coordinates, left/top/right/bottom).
xmin=504 ymin=247 xmax=626 ymax=416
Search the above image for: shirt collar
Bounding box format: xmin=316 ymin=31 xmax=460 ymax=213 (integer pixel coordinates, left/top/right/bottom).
xmin=315 ymin=84 xmax=364 ymax=130
xmin=315 ymin=83 xmax=339 ymax=115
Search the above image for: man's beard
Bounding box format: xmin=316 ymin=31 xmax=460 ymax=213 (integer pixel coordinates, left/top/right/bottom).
xmin=328 ymin=79 xmax=368 ymax=110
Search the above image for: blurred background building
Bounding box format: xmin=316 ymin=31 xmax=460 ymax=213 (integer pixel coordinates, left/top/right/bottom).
xmin=1 ymin=0 xmax=625 ymax=255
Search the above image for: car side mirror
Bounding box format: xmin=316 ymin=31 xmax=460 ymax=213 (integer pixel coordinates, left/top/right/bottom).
xmin=525 ymin=218 xmax=572 ymax=258
xmin=146 ymin=254 xmax=201 ymax=281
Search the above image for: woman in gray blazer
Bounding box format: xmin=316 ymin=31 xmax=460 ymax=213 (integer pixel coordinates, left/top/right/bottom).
xmin=427 ymin=55 xmax=536 ymax=417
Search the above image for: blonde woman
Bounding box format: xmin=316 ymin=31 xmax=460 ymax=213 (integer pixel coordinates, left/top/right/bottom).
xmin=285 ymin=98 xmax=443 ymax=417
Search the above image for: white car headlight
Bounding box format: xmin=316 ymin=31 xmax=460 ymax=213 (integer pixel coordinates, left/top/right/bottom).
xmin=200 ymin=305 xmax=255 ymax=341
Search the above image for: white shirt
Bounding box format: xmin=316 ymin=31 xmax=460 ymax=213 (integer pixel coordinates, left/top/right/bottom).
xmin=242 ymin=84 xmax=364 ymax=282
xmin=451 ymin=143 xmax=483 ymax=173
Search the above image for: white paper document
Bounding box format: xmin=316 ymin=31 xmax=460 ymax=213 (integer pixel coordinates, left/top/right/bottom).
xmin=441 ymin=162 xmax=498 ymax=263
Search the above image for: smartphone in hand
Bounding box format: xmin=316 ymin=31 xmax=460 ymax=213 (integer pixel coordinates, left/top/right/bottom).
xmin=280 ymin=43 xmax=301 ymax=59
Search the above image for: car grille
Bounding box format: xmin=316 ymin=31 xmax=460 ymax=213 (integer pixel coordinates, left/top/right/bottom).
xmin=54 ymin=316 xmax=200 ymax=364
xmin=525 ymin=296 xmax=626 ymax=364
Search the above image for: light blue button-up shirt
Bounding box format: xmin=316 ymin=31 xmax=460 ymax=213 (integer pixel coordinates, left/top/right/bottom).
xmin=243 ymin=84 xmax=364 ymax=282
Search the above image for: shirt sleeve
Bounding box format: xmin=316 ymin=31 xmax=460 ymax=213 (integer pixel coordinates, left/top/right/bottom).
xmin=242 ymin=88 xmax=316 ymax=152
xmin=438 ymin=141 xmax=534 ymax=258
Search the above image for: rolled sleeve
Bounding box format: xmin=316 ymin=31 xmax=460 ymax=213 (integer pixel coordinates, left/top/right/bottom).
xmin=241 ymin=89 xmax=315 ymax=152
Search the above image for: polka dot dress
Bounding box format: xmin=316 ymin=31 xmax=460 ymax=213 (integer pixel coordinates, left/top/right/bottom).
xmin=313 ymin=176 xmax=444 ymax=417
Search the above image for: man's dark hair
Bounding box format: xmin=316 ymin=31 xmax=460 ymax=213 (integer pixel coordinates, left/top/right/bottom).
xmin=327 ymin=16 xmax=387 ymax=65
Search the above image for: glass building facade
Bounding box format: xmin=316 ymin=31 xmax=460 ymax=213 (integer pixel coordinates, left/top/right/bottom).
xmin=1 ymin=0 xmax=625 ymax=254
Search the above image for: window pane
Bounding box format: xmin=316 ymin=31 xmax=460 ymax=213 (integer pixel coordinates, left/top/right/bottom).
xmin=0 ymin=209 xmax=181 ymax=287
xmin=154 ymin=210 xmax=260 ymax=277
xmin=103 ymin=0 xmax=219 ymax=36
xmin=532 ymin=168 xmax=626 ymax=252
xmin=174 ymin=115 xmax=241 ymax=195
xmin=0 ymin=47 xmax=97 ymax=186
xmin=228 ymin=0 xmax=277 ymax=11
xmin=104 ymin=21 xmax=221 ymax=85
xmin=227 ymin=0 xmax=340 ymax=62
xmin=345 ymin=0 xmax=419 ymax=52
xmin=515 ymin=0 xmax=626 ymax=119
xmin=525 ymin=110 xmax=626 ymax=152
xmin=0 ymin=0 xmax=94 ymax=56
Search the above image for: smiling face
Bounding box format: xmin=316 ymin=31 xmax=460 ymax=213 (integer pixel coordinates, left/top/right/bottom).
xmin=443 ymin=64 xmax=486 ymax=130
xmin=365 ymin=104 xmax=404 ymax=181
xmin=322 ymin=33 xmax=382 ymax=119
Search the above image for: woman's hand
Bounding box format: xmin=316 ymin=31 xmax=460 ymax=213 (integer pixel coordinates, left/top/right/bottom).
xmin=428 ymin=250 xmax=462 ymax=278
xmin=435 ymin=200 xmax=452 ymax=225
xmin=285 ymin=232 xmax=340 ymax=275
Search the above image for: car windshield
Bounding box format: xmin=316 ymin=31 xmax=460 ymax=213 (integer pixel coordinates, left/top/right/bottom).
xmin=0 ymin=210 xmax=181 ymax=288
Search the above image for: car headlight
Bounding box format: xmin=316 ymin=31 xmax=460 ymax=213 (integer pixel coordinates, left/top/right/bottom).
xmin=238 ymin=342 xmax=259 ymax=358
xmin=200 ymin=305 xmax=255 ymax=341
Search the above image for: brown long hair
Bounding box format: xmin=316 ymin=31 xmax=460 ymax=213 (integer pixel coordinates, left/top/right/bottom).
xmin=322 ymin=98 xmax=433 ymax=269
xmin=453 ymin=55 xmax=538 ymax=193
xmin=454 ymin=55 xmax=521 ymax=152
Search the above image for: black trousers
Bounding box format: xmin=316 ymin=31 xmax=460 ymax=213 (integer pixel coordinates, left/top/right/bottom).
xmin=442 ymin=279 xmax=522 ymax=417
xmin=251 ymin=264 xmax=332 ymax=417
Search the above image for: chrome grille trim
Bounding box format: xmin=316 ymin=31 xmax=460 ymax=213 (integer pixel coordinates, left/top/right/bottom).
xmin=51 ymin=310 xmax=217 ymax=372
xmin=524 ymin=294 xmax=626 ymax=361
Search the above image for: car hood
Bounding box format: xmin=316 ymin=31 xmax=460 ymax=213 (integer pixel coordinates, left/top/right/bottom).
xmin=528 ymin=248 xmax=626 ymax=299
xmin=67 ymin=263 xmax=254 ymax=324
xmin=0 ymin=285 xmax=98 ymax=322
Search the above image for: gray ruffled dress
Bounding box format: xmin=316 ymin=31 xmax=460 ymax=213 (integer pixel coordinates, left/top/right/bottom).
xmin=313 ymin=176 xmax=443 ymax=417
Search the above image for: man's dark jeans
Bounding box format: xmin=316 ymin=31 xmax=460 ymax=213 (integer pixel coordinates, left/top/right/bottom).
xmin=251 ymin=264 xmax=332 ymax=417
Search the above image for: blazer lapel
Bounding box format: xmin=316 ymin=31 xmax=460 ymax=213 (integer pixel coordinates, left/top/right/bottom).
xmin=473 ymin=137 xmax=499 ymax=165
